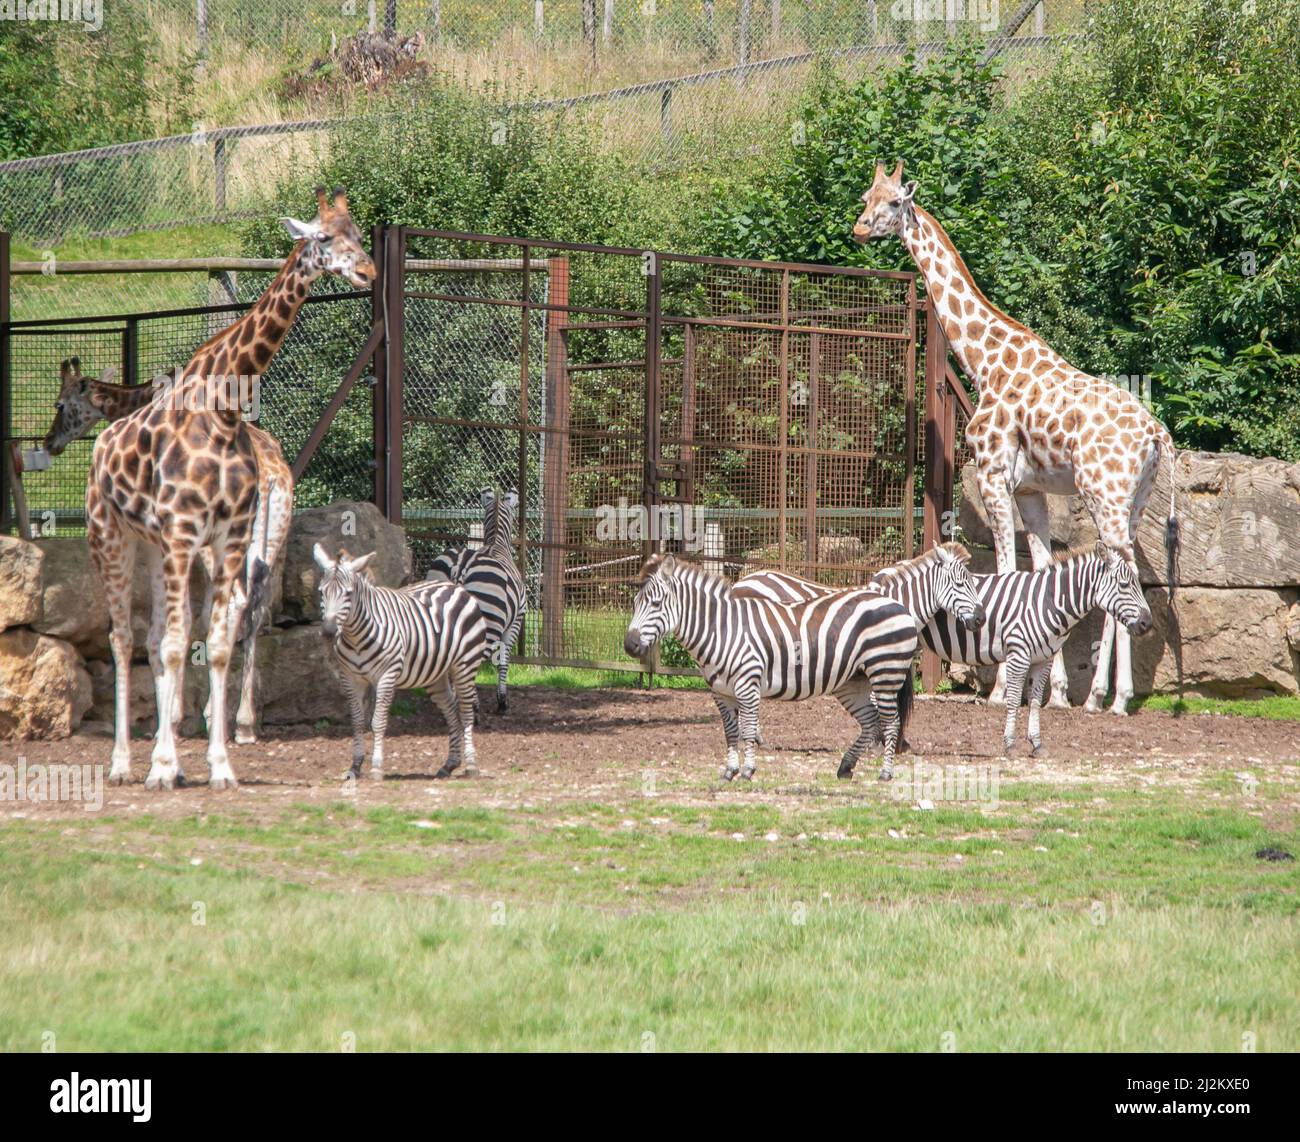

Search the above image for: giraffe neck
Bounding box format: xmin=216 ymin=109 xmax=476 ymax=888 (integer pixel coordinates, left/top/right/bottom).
xmin=172 ymin=241 xmax=322 ymax=427
xmin=93 ymin=379 xmax=155 ymax=421
xmin=901 ymin=207 xmax=1061 ymax=393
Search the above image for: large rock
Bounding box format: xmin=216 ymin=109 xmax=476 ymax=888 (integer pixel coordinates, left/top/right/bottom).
xmin=86 ymin=659 xmax=216 ymax=736
xmin=0 ymin=535 xmax=44 ymax=632
xmin=0 ymin=630 xmax=93 ymax=740
xmin=34 ymin=537 xmax=266 ymax=661
xmin=256 ymin=624 xmax=353 ymax=725
xmin=958 ymin=452 xmax=1300 ymax=589
xmin=279 ymin=501 xmax=411 ymax=623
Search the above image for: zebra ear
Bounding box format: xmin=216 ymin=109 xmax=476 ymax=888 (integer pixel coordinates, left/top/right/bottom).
xmin=480 ymin=488 xmax=495 ymax=508
xmin=1094 ymin=540 xmax=1111 ymax=562
xmin=344 ymin=550 xmax=376 ymax=575
xmin=660 ymin=554 xmax=678 ymax=578
xmin=312 ymin=543 xmax=334 ymax=571
xmin=504 ymin=491 xmax=519 ymax=510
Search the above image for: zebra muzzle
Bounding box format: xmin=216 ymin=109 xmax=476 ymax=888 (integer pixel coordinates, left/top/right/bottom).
xmin=623 ymin=629 xmax=645 ymax=657
xmin=321 ymin=618 xmax=339 ymax=639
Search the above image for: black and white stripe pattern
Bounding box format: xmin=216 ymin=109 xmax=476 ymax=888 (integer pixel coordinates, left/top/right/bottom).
xmin=428 ymin=489 xmax=526 ymax=714
xmin=743 ymin=543 xmax=1151 ymax=756
xmin=625 ymin=554 xmax=918 ymax=781
xmin=735 ymin=542 xmax=985 ymax=632
xmin=315 ymin=545 xmax=488 ymax=779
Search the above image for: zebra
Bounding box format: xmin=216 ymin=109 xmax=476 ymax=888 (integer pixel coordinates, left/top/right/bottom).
xmin=624 ymin=554 xmax=919 ymax=782
xmin=314 ymin=544 xmax=488 ymax=780
xmin=733 ymin=542 xmax=986 ymax=749
xmin=428 ymin=489 xmax=526 ymax=714
xmin=745 ymin=542 xmax=1152 ymax=757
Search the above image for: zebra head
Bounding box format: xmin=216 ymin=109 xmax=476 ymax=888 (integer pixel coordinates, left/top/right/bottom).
xmin=933 ymin=542 xmax=986 ymax=631
xmin=481 ymin=487 xmax=519 ymax=546
xmin=624 ymin=554 xmax=682 ymax=658
xmin=1093 ymin=543 xmax=1152 ymax=636
xmin=313 ymin=544 xmax=377 ymax=638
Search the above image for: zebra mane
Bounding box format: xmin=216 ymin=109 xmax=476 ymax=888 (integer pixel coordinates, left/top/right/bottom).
xmin=874 ymin=541 xmax=971 ymax=582
xmin=637 ymin=553 xmax=731 ymax=591
xmin=1051 ymin=542 xmax=1109 ymax=566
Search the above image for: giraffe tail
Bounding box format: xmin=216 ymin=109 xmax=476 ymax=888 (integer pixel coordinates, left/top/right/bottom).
xmin=1160 ymin=436 xmax=1179 ymax=606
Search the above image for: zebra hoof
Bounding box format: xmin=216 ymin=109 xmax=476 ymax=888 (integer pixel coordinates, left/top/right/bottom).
xmin=496 ymin=700 xmax=508 ymax=714
xmin=876 ymin=770 xmax=894 ymax=783
xmin=739 ymin=767 xmax=755 ymax=781
xmin=434 ymin=763 xmax=458 ymax=779
xmin=1030 ymin=743 xmax=1045 ymax=758
xmin=836 ymin=765 xmax=854 ymax=780
xmin=720 ymin=767 xmax=737 ymax=782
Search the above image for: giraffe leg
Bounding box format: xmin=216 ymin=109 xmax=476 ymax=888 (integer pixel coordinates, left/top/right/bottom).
xmin=147 ymin=543 xmax=195 ymax=791
xmin=145 ymin=547 xmax=175 ymax=738
xmin=93 ymin=523 xmax=138 ymax=786
xmin=1085 ymin=615 xmax=1117 ymax=713
xmin=233 ymin=618 xmax=260 ymax=745
xmin=199 ymin=542 xmax=247 ymax=790
xmin=975 ymin=461 xmax=1020 ymax=706
xmin=712 ymin=692 xmax=742 ymax=780
xmin=1016 ymin=490 xmax=1071 ymax=708
xmin=1026 ymin=663 xmax=1051 ymax=756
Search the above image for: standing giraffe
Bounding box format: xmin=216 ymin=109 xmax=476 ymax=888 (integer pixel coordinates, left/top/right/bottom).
xmin=853 ymin=162 xmax=1178 ymax=713
xmin=89 ymin=187 xmax=375 ymax=788
xmin=45 ymin=357 xmax=294 ymax=744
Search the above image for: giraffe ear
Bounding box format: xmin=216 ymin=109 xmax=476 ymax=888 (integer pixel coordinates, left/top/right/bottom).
xmin=901 ymin=180 xmax=919 ymax=203
xmin=281 ymin=216 xmax=326 ymax=242
xmin=98 ymin=365 xmax=117 ymax=384
xmin=312 ymin=543 xmax=335 ymax=571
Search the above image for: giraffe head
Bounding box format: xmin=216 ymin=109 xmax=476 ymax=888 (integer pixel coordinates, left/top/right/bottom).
xmin=44 ymin=357 xmax=116 ymax=456
xmin=852 ymin=161 xmax=919 ymax=243
xmin=313 ymin=544 xmax=376 ymax=638
xmin=281 ymin=186 xmax=377 ymax=289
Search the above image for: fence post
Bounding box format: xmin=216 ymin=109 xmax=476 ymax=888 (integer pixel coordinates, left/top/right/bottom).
xmin=0 ymin=230 xmax=10 ymax=533
xmin=213 ymin=137 xmax=227 ymax=215
xmin=921 ymin=296 xmax=949 ymax=692
xmin=659 ymin=86 xmax=673 ymax=144
xmin=602 ymin=0 xmax=614 ymax=45
xmin=383 ymin=225 xmax=405 ymax=526
xmin=541 ymin=256 xmax=571 ymax=661
xmin=738 ymin=0 xmax=752 ymax=69
xmin=371 ymin=224 xmax=388 ymax=514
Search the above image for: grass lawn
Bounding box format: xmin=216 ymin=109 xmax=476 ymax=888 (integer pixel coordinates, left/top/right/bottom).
xmin=1 ymin=764 xmax=1295 ymax=1051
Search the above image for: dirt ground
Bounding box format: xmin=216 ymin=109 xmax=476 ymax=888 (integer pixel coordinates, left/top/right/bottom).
xmin=8 ymin=687 xmax=1299 ymax=822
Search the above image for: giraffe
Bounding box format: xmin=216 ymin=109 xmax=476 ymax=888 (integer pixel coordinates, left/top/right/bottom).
xmin=853 ymin=162 xmax=1178 ymax=714
xmin=45 ymin=356 xmax=294 ymax=745
xmin=88 ymin=187 xmax=375 ymax=788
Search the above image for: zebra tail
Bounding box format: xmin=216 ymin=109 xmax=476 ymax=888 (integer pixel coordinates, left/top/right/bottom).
xmin=897 ymin=668 xmax=915 ymax=743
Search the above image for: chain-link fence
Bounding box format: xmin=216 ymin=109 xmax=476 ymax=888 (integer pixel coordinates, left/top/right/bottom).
xmin=0 ymin=1 xmax=1083 ymax=287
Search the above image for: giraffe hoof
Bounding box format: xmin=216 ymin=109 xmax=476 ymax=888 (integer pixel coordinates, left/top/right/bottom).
xmin=368 ymin=767 xmax=386 ymax=781
xmin=144 ymin=774 xmax=174 ymax=792
xmin=1083 ymin=695 xmax=1105 ymax=713
xmin=209 ymin=776 xmax=238 ymax=792
xmin=234 ymin=728 xmax=257 ymax=746
xmin=1047 ymin=695 xmax=1071 ymax=711
xmin=456 ymin=764 xmax=479 ymax=778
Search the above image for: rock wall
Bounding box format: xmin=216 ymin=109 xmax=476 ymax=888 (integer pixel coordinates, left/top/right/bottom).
xmin=0 ymin=500 xmax=410 ymax=740
xmin=955 ymin=452 xmax=1300 ymax=699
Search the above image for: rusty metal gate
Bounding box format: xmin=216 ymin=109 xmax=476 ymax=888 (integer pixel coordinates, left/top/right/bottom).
xmin=387 ymin=228 xmax=921 ymax=675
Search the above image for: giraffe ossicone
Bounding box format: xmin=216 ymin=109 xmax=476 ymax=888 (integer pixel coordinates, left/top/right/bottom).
xmin=855 ymin=161 xmax=1178 ymax=714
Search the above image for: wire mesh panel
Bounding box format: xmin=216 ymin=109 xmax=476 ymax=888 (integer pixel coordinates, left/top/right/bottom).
xmin=2 ymin=279 xmax=373 ymax=535
xmin=399 ymin=230 xmax=650 ymax=669
xmin=658 ymin=255 xmax=917 ymax=601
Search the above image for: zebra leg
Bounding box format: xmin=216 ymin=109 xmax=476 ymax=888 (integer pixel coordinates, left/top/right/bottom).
xmin=712 ymin=693 xmax=742 ymax=781
xmin=737 ymin=690 xmax=761 ymax=780
xmin=345 ymin=675 xmax=368 ymax=778
xmin=835 ymin=681 xmax=876 ymax=780
xmin=1017 ymin=490 xmax=1072 ymax=709
xmin=496 ymin=615 xmax=522 ymax=713
xmin=1026 ymin=663 xmax=1051 ymax=757
xmin=367 ymin=669 xmax=400 ymax=779
xmin=1002 ymin=655 xmax=1030 ymax=756
xmin=456 ymin=668 xmax=479 ymax=776
xmin=432 ymin=679 xmax=463 ymax=778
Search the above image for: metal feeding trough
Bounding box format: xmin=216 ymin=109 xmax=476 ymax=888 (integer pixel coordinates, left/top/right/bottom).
xmin=20 ymin=447 xmax=52 ymax=473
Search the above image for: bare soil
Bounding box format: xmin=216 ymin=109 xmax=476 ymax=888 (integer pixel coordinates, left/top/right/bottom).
xmin=9 ymin=688 xmax=1299 ymax=823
